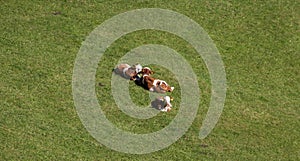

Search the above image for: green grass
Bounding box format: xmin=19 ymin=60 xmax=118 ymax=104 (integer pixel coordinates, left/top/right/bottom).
xmin=1 ymin=0 xmax=299 ymax=160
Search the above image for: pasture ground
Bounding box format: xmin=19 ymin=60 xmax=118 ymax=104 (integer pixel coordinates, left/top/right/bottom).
xmin=0 ymin=0 xmax=299 ymax=160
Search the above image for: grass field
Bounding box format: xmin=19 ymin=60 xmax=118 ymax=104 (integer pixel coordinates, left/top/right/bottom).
xmin=1 ymin=0 xmax=299 ymax=160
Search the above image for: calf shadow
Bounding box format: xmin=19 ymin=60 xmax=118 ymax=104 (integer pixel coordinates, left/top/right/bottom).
xmin=112 ymin=68 xmax=131 ymax=80
xmin=150 ymin=98 xmax=165 ymax=111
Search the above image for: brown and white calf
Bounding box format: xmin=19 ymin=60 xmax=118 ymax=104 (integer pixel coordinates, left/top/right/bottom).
xmin=142 ymin=68 xmax=174 ymax=93
xmin=151 ymin=96 xmax=173 ymax=112
xmin=113 ymin=63 xmax=142 ymax=80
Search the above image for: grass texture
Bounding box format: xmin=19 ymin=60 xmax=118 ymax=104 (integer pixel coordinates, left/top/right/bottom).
xmin=0 ymin=0 xmax=299 ymax=160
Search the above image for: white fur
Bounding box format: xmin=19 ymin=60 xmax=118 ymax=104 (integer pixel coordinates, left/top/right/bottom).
xmin=143 ymin=67 xmax=151 ymax=70
xmin=122 ymin=67 xmax=130 ymax=77
xmin=164 ymin=96 xmax=172 ymax=107
xmin=135 ymin=64 xmax=142 ymax=73
xmin=152 ymin=79 xmax=161 ymax=86
xmin=160 ymin=96 xmax=172 ymax=112
xmin=149 ymin=87 xmax=154 ymax=92
xmin=120 ymin=64 xmax=142 ymax=78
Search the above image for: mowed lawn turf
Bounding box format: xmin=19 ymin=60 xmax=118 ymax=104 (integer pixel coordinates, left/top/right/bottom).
xmin=0 ymin=0 xmax=299 ymax=160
